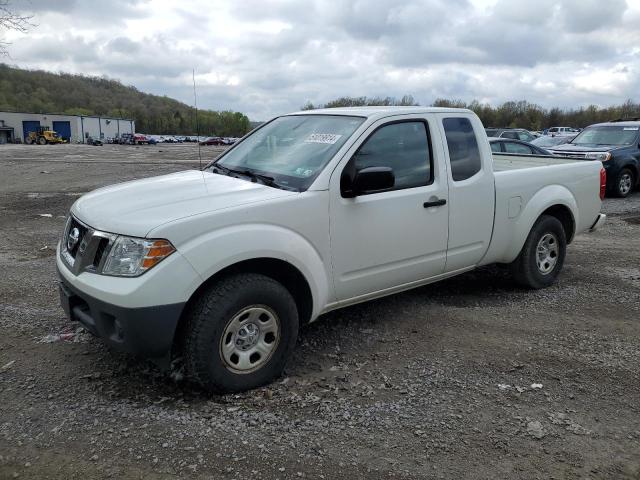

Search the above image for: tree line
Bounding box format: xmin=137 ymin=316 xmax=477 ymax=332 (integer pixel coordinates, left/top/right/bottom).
xmin=0 ymin=64 xmax=251 ymax=136
xmin=303 ymin=95 xmax=640 ymax=130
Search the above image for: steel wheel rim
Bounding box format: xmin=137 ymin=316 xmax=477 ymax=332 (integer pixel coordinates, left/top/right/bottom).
xmin=619 ymin=173 xmax=632 ymax=195
xmin=219 ymin=305 xmax=280 ymax=374
xmin=536 ymin=233 xmax=559 ymax=275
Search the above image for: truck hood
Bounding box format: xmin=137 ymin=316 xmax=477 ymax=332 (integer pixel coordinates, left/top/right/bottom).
xmin=72 ymin=170 xmax=297 ymax=237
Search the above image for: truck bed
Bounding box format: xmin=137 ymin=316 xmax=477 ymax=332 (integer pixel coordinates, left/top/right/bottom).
xmin=482 ymin=152 xmax=603 ymax=267
xmin=492 ymin=153 xmax=579 ymax=172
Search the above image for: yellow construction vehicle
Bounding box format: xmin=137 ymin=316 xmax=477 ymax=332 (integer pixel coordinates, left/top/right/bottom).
xmin=25 ymin=126 xmax=66 ymax=145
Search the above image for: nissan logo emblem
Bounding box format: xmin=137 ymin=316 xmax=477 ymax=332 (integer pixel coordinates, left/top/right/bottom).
xmin=67 ymin=227 xmax=80 ymax=251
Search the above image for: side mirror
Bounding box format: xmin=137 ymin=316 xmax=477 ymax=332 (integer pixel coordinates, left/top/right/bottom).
xmin=342 ymin=166 xmax=395 ymax=198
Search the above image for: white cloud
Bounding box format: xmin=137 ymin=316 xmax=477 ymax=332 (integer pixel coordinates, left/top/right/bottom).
xmin=3 ymin=0 xmax=639 ymax=120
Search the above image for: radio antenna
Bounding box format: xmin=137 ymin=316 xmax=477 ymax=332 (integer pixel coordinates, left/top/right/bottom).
xmin=192 ymin=68 xmax=203 ymax=170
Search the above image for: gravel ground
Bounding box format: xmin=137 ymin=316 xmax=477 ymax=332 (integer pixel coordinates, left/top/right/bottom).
xmin=0 ymin=143 xmax=639 ymax=479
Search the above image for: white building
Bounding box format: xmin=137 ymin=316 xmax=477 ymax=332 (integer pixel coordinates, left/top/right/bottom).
xmin=0 ymin=111 xmax=135 ymax=144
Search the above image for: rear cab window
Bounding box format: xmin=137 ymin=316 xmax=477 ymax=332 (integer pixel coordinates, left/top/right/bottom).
xmin=442 ymin=117 xmax=482 ymax=181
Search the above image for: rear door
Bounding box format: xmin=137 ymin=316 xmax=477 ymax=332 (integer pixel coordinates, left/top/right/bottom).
xmin=435 ymin=114 xmax=495 ymax=272
xmin=329 ymin=116 xmax=449 ymax=301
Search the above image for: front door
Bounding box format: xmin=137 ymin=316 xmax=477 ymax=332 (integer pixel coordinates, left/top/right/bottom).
xmin=329 ymin=117 xmax=449 ymax=301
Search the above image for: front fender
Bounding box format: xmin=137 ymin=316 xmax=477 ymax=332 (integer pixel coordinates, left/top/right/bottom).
xmin=176 ymin=224 xmax=331 ymax=319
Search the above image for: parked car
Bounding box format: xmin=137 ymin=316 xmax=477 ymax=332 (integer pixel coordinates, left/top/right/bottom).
xmin=118 ymin=133 xmax=134 ymax=145
xmin=199 ymin=136 xmax=226 ymax=146
xmin=488 ymin=137 xmax=552 ymax=155
xmin=545 ymin=127 xmax=579 ymax=136
xmin=485 ymin=128 xmax=538 ymax=142
xmin=549 ymin=119 xmax=640 ymax=197
xmin=531 ymin=135 xmax=576 ymax=149
xmin=57 ymin=107 xmax=606 ymax=393
xmin=133 ymin=134 xmax=151 ymax=145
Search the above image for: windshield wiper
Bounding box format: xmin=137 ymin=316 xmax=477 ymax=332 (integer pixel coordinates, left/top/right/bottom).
xmin=212 ymin=164 xmax=286 ymax=190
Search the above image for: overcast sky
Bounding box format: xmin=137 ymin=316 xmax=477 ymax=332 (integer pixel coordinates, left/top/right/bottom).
xmin=4 ymin=0 xmax=640 ymax=120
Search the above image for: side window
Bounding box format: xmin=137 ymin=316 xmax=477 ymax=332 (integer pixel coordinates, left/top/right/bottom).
xmin=351 ymin=121 xmax=432 ymax=191
xmin=442 ymin=117 xmax=482 ymax=182
xmin=504 ymin=142 xmax=533 ymax=154
xmin=490 ymin=142 xmax=502 ymax=153
xmin=501 ymin=131 xmax=518 ymax=139
xmin=517 ymin=132 xmax=532 ymax=141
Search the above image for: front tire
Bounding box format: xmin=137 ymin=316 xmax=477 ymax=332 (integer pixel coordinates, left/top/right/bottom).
xmin=613 ymin=168 xmax=635 ymax=198
xmin=183 ymin=273 xmax=299 ymax=393
xmin=38 ymin=136 xmax=47 ymax=145
xmin=510 ymin=215 xmax=567 ymax=289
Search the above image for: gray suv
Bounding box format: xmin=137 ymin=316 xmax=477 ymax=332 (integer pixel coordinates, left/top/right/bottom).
xmin=485 ymin=128 xmax=537 ymax=142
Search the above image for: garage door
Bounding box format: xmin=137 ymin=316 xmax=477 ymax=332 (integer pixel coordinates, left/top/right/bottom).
xmin=52 ymin=121 xmax=71 ymax=142
xmin=22 ymin=121 xmax=40 ymax=141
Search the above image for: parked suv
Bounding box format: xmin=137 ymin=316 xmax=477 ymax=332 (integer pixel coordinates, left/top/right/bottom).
xmin=485 ymin=128 xmax=537 ymax=142
xmin=546 ymin=127 xmax=579 ymax=136
xmin=550 ymin=119 xmax=640 ymax=197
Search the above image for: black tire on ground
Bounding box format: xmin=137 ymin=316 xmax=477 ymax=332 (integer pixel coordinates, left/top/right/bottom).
xmin=510 ymin=214 xmax=567 ymax=289
xmin=612 ymin=167 xmax=635 ymax=198
xmin=37 ymin=136 xmax=47 ymax=145
xmin=183 ymin=273 xmax=299 ymax=393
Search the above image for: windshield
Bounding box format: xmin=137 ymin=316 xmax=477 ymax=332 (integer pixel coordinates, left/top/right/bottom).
xmin=572 ymin=126 xmax=639 ymax=146
xmin=210 ymin=115 xmax=365 ymax=191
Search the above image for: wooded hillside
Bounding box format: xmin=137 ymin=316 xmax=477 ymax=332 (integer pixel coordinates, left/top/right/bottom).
xmin=0 ymin=64 xmax=251 ymax=136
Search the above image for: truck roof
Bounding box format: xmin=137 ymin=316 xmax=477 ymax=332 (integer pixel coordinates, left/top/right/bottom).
xmin=287 ymin=106 xmax=474 ymax=121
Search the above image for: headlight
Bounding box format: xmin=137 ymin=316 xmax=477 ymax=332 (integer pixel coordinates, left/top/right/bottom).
xmin=585 ymin=152 xmax=611 ymax=162
xmin=102 ymin=237 xmax=175 ymax=277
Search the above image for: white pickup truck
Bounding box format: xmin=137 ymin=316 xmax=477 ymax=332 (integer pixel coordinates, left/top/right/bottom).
xmin=57 ymin=107 xmax=606 ymax=393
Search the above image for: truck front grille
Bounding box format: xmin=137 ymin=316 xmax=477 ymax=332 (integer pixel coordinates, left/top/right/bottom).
xmin=60 ymin=215 xmax=117 ymax=275
xmin=64 ymin=217 xmax=89 ymax=260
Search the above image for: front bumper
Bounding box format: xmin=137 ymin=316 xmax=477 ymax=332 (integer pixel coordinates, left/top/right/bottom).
xmin=58 ymin=269 xmax=185 ymax=366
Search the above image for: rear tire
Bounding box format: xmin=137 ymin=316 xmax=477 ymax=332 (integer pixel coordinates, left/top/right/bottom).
xmin=38 ymin=136 xmax=47 ymax=145
xmin=183 ymin=273 xmax=299 ymax=393
xmin=613 ymin=168 xmax=635 ymax=198
xmin=510 ymin=215 xmax=566 ymax=289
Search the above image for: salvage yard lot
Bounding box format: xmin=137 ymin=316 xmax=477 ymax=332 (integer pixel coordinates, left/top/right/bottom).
xmin=0 ymin=144 xmax=639 ymax=479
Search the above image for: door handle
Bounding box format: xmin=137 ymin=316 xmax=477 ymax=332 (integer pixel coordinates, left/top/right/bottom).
xmin=423 ymin=198 xmax=447 ymax=208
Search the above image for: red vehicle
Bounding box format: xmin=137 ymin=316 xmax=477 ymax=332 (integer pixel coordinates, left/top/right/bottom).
xmin=133 ymin=133 xmax=150 ymax=145
xmin=199 ymin=136 xmax=225 ymax=146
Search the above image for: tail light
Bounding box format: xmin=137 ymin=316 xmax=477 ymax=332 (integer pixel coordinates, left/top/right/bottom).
xmin=599 ymin=167 xmax=606 ymax=200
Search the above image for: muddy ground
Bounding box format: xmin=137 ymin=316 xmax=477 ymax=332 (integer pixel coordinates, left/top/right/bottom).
xmin=0 ymin=143 xmax=639 ymax=479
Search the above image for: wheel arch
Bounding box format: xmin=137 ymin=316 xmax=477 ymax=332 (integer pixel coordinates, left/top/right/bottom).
xmin=540 ymin=204 xmax=575 ymax=243
xmin=619 ymin=161 xmax=639 ymax=184
xmin=173 ymin=257 xmax=315 ymax=358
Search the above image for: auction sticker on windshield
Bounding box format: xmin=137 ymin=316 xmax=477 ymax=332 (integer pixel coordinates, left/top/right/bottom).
xmin=304 ymin=133 xmax=343 ymax=144
xmin=623 ymin=127 xmax=639 ymax=130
